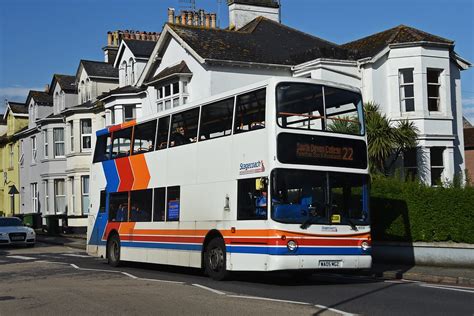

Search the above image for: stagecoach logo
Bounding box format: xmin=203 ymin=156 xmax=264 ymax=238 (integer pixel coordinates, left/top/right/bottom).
xmin=239 ymin=160 xmax=265 ymax=175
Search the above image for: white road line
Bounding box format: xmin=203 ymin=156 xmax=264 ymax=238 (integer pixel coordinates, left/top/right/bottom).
xmin=419 ymin=284 xmax=474 ymax=294
xmin=121 ymin=272 xmax=138 ymax=279
xmin=35 ymin=260 xmax=69 ymax=265
xmin=226 ymin=294 xmax=309 ymax=306
xmin=192 ymin=284 xmax=226 ymax=295
xmin=314 ymin=304 xmax=356 ymax=316
xmin=7 ymin=255 xmax=36 ymax=260
xmin=62 ymin=253 xmax=90 ymax=258
xmin=70 ymin=263 xmax=121 ymax=273
xmin=69 ymin=264 xmax=184 ymax=284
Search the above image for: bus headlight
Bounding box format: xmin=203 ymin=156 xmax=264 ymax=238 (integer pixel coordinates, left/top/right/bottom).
xmin=361 ymin=241 xmax=370 ymax=251
xmin=287 ymin=240 xmax=298 ymax=252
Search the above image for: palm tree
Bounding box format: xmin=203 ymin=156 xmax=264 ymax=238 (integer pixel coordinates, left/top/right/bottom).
xmin=364 ymin=102 xmax=419 ymax=175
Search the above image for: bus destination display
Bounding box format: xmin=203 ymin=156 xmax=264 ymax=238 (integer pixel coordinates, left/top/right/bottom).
xmin=277 ymin=133 xmax=367 ymax=169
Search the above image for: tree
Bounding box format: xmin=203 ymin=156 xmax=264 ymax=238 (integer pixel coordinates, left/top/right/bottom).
xmin=364 ymin=102 xmax=419 ymax=175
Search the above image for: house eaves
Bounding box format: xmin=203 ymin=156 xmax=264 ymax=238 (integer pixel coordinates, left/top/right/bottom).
xmin=204 ymin=58 xmax=293 ymax=70
xmin=99 ymin=91 xmax=146 ymax=102
xmin=138 ymin=25 xmax=205 ymax=86
xmin=292 ymin=58 xmax=361 ymax=80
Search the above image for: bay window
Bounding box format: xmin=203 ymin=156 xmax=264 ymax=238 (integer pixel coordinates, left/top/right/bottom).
xmin=81 ymin=119 xmax=92 ymax=151
xmin=53 ymin=128 xmax=65 ymax=158
xmin=399 ymin=69 xmax=415 ymax=112
xmin=427 ymin=69 xmax=441 ymax=112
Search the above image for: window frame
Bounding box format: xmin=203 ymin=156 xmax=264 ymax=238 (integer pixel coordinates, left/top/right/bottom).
xmin=31 ymin=183 xmax=38 ymax=213
xmin=399 ymin=68 xmax=415 ymax=112
xmin=234 ymin=88 xmax=267 ymax=134
xmin=430 ymin=147 xmax=444 ymax=186
xmin=43 ymin=129 xmax=48 ymax=158
xmin=53 ymin=127 xmax=65 ymax=158
xmin=31 ymin=136 xmax=37 ymax=163
xmin=427 ymin=68 xmax=442 ymax=112
xmin=80 ymin=119 xmax=92 ymax=152
xmin=81 ymin=175 xmax=90 ymax=215
xmin=54 ymin=179 xmax=66 ymax=214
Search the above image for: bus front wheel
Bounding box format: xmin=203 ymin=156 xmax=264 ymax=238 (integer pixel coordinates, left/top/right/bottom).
xmin=204 ymin=238 xmax=229 ymax=281
xmin=107 ymin=234 xmax=121 ymax=267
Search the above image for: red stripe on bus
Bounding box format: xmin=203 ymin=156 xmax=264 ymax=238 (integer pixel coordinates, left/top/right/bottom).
xmin=116 ymin=157 xmax=134 ymax=192
xmin=120 ymin=235 xmax=204 ymax=244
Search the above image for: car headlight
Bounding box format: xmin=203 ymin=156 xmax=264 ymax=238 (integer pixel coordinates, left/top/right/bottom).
xmin=28 ymin=230 xmax=36 ymax=236
xmin=0 ymin=232 xmax=7 ymax=237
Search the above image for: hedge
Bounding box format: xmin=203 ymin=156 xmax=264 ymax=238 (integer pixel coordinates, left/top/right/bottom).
xmin=370 ymin=176 xmax=474 ymax=244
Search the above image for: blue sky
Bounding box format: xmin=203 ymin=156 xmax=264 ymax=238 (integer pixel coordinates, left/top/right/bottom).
xmin=0 ymin=0 xmax=473 ymax=122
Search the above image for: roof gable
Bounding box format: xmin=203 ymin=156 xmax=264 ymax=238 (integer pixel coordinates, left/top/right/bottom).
xmin=146 ymin=61 xmax=192 ymax=85
xmin=78 ymin=60 xmax=119 ymax=80
xmin=25 ymin=91 xmax=53 ymax=106
xmin=342 ymin=25 xmax=454 ymax=59
xmin=50 ymin=74 xmax=77 ymax=94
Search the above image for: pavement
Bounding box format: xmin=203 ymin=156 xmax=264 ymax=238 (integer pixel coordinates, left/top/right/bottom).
xmin=36 ymin=232 xmax=474 ymax=287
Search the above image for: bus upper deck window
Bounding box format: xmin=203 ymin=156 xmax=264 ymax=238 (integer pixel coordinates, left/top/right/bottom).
xmin=234 ymin=88 xmax=266 ymax=134
xmin=132 ymin=120 xmax=157 ymax=155
xmin=199 ymin=97 xmax=234 ymax=141
xmin=111 ymin=127 xmax=132 ymax=159
xmin=93 ymin=134 xmax=112 ymax=163
xmin=170 ymin=108 xmax=199 ymax=148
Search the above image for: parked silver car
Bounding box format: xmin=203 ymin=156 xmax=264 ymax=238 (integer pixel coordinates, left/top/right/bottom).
xmin=0 ymin=217 xmax=36 ymax=247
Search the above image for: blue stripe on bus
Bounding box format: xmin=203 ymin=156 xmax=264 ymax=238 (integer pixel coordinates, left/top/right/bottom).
xmin=121 ymin=242 xmax=203 ymax=251
xmin=226 ymin=246 xmax=368 ymax=256
xmin=96 ymin=128 xmax=109 ymax=136
xmin=117 ymin=241 xmax=367 ymax=256
xmin=103 ymin=160 xmax=119 ymax=193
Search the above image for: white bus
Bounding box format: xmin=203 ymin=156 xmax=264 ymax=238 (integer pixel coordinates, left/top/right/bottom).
xmin=87 ymin=77 xmax=371 ymax=280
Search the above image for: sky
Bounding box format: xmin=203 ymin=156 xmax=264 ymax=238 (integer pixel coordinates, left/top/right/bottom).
xmin=0 ymin=0 xmax=473 ymax=122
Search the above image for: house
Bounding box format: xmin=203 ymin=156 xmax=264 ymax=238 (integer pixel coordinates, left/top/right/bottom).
xmin=0 ymin=102 xmax=29 ymax=216
xmin=16 ymin=89 xmax=58 ymax=221
xmin=110 ymin=0 xmax=468 ymax=186
xmin=99 ymin=31 xmax=158 ymax=125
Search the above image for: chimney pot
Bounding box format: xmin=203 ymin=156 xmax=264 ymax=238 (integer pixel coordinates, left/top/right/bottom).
xmin=168 ymin=7 xmax=175 ymax=24
xmin=107 ymin=32 xmax=113 ymax=46
xmin=199 ymin=10 xmax=205 ymax=26
xmin=175 ymin=15 xmax=180 ymax=24
xmin=205 ymin=14 xmax=210 ymax=28
xmin=187 ymin=11 xmax=193 ymax=25
xmin=210 ymin=13 xmax=217 ymax=28
xmin=181 ymin=11 xmax=186 ymax=25
xmin=44 ymin=84 xmax=50 ymax=93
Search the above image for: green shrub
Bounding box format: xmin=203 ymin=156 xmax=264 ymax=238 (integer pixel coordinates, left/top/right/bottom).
xmin=370 ymin=176 xmax=474 ymax=244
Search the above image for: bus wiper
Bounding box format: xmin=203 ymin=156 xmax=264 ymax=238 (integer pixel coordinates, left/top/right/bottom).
xmin=300 ymin=217 xmax=313 ymax=230
xmin=300 ymin=206 xmax=318 ymax=230
xmin=347 ymin=218 xmax=358 ymax=231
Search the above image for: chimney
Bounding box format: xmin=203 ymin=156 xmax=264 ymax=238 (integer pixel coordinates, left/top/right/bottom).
xmin=228 ymin=0 xmax=280 ymax=30
xmin=103 ymin=31 xmax=119 ymax=64
xmin=175 ymin=15 xmax=181 ymax=24
xmin=205 ymin=13 xmax=210 ymax=28
xmin=210 ymin=13 xmax=216 ymax=28
xmin=44 ymin=84 xmax=50 ymax=93
xmin=168 ymin=8 xmax=175 ymax=24
xmin=181 ymin=11 xmax=186 ymax=25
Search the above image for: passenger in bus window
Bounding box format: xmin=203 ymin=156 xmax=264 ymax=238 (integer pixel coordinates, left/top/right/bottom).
xmin=170 ymin=126 xmax=190 ymax=147
xmin=130 ymin=203 xmax=151 ymax=222
xmin=115 ymin=204 xmax=128 ymax=222
xmin=255 ymin=191 xmax=267 ymax=218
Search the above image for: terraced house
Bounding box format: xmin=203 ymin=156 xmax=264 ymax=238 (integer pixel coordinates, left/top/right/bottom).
xmin=0 ymin=102 xmax=28 ymax=216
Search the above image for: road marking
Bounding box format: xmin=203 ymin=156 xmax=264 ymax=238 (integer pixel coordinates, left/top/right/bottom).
xmin=314 ymin=304 xmax=356 ymax=316
xmin=419 ymin=284 xmax=474 ymax=294
xmin=227 ymin=295 xmax=309 ymax=306
xmin=192 ymin=284 xmax=226 ymax=295
xmin=35 ymin=260 xmax=69 ymax=265
xmin=7 ymin=255 xmax=36 ymax=260
xmin=121 ymin=272 xmax=138 ymax=279
xmin=68 ymin=264 xmax=184 ymax=284
xmin=70 ymin=263 xmax=121 ymax=273
xmin=62 ymin=253 xmax=90 ymax=258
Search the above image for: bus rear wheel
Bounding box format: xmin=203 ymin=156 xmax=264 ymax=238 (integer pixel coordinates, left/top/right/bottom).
xmin=107 ymin=234 xmax=121 ymax=267
xmin=204 ymin=238 xmax=229 ymax=281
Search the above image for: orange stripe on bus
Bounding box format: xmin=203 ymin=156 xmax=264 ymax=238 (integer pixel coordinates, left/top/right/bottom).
xmin=130 ymin=154 xmax=150 ymax=190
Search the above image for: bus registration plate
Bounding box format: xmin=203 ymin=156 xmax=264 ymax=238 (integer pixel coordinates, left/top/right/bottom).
xmin=318 ymin=260 xmax=342 ymax=268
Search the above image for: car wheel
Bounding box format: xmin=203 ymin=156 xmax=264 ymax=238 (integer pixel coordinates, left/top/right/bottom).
xmin=107 ymin=234 xmax=121 ymax=267
xmin=204 ymin=237 xmax=229 ymax=281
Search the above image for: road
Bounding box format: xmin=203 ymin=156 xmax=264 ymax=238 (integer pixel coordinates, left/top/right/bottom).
xmin=1 ymin=243 xmax=473 ymax=315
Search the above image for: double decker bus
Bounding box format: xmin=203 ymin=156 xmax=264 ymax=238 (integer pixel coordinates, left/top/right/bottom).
xmin=87 ymin=77 xmax=371 ymax=280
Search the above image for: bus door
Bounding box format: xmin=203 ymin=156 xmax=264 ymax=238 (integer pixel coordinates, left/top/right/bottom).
xmin=90 ymin=191 xmax=108 ymax=248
